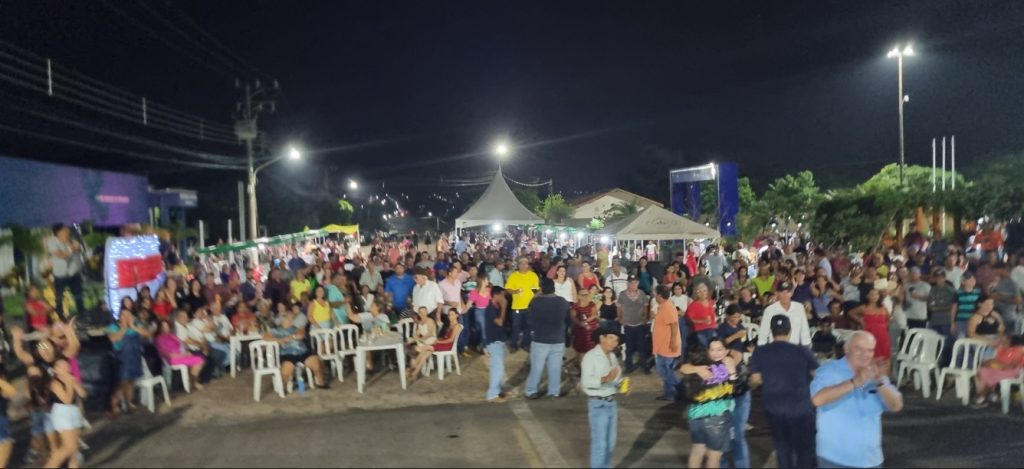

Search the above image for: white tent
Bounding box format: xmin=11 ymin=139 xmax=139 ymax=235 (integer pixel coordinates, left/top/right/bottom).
xmin=455 ymin=167 xmax=544 ymax=229
xmin=598 ymin=205 xmax=720 ymax=240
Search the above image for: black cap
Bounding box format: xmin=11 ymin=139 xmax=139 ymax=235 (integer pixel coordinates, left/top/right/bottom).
xmin=770 ymin=314 xmax=792 ymax=336
xmin=627 ymin=274 xmax=639 ymax=282
xmin=775 ymin=281 xmax=794 ymax=292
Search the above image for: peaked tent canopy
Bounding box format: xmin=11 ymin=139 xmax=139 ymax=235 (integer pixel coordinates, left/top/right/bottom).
xmin=598 ymin=205 xmax=720 ymax=240
xmin=455 ymin=167 xmax=544 ymax=228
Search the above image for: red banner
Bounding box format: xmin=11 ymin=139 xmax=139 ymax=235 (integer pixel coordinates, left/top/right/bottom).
xmin=116 ymin=255 xmax=164 ymax=288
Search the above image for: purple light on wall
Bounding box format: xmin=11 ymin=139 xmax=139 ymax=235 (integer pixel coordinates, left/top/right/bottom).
xmin=0 ymin=155 xmax=149 ymax=227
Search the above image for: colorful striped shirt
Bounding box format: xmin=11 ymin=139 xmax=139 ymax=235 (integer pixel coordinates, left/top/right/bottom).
xmin=688 ymin=362 xmax=736 ymax=419
xmin=955 ymin=288 xmax=981 ymax=322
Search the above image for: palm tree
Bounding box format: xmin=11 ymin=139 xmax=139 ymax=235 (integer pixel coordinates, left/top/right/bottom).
xmin=603 ymin=201 xmax=639 ymax=222
xmin=0 ymin=223 xmax=47 ymax=289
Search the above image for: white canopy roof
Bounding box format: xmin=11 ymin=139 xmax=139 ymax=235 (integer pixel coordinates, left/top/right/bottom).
xmin=455 ymin=168 xmax=544 ymax=228
xmin=598 ymin=205 xmax=720 ymax=240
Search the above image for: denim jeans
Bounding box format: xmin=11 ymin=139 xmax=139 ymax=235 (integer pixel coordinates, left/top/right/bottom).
xmin=457 ymin=313 xmax=470 ymax=353
xmin=724 ymin=392 xmax=751 ymax=468
xmin=954 ymin=320 xmax=969 ymax=339
xmin=53 ymin=274 xmax=84 ymax=320
xmin=208 ymin=342 xmax=231 ymax=368
xmin=679 ymin=319 xmax=690 ymax=355
xmin=475 ymin=307 xmax=488 ymax=346
xmin=622 ymin=325 xmax=651 ymax=371
xmin=765 ymin=411 xmax=816 ymax=468
xmin=486 ymin=342 xmax=505 ymax=400
xmin=695 ymin=329 xmax=717 ymax=348
xmin=509 ymin=310 xmax=531 ymax=350
xmin=588 ymin=398 xmax=617 ymax=468
xmin=816 ymin=456 xmax=877 ymax=468
xmin=525 ymin=342 xmax=565 ymax=397
xmin=654 ymin=355 xmax=679 ymax=400
xmin=930 ymin=324 xmax=954 ymax=367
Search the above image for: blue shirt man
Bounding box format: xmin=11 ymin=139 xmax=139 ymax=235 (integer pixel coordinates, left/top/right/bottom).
xmin=385 ymin=264 xmax=415 ymax=311
xmin=810 ymin=331 xmax=903 ymax=468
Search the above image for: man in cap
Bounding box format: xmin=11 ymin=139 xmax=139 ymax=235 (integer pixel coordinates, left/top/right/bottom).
xmin=750 ymin=315 xmax=819 ymax=468
xmin=757 ymin=281 xmax=811 ymax=346
xmin=581 ymin=328 xmax=626 ymax=468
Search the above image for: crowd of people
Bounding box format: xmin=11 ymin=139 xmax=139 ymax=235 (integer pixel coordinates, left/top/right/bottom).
xmin=6 ymin=220 xmax=1024 ymax=468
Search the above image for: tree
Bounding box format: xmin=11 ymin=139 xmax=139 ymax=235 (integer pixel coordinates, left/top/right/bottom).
xmin=0 ymin=223 xmax=47 ymax=288
xmin=512 ymin=187 xmax=542 ymax=215
xmin=762 ymin=171 xmax=823 ymax=230
xmin=587 ymin=218 xmax=605 ymax=231
xmin=814 ymin=190 xmax=891 ymax=250
xmin=538 ymin=194 xmax=573 ymax=224
xmin=603 ymin=200 xmax=639 ymax=223
xmin=337 ymin=199 xmax=355 ymax=224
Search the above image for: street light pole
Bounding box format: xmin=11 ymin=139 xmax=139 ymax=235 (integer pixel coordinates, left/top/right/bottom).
xmin=897 ymin=52 xmax=905 ymax=187
xmin=248 ymin=146 xmax=301 ymax=240
xmin=887 ymin=44 xmax=914 ymax=187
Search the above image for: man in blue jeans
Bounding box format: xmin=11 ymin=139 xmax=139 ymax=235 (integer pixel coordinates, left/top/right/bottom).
xmin=651 ymin=285 xmax=681 ymax=401
xmin=483 ymin=290 xmax=510 ymax=403
xmin=581 ymin=328 xmax=625 ymax=468
xmin=524 ymin=278 xmax=573 ymax=399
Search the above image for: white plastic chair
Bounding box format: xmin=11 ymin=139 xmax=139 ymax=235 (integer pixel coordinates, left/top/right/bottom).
xmin=135 ymin=358 xmax=170 ymax=413
xmin=936 ymin=338 xmax=991 ymax=405
xmin=311 ymin=328 xmax=344 ymax=382
xmin=902 ymin=333 xmax=945 ymax=398
xmin=999 ymin=369 xmax=1024 ymax=415
xmin=426 ymin=327 xmax=464 ymax=380
xmin=337 ymin=324 xmax=359 ymax=360
xmin=894 ymin=328 xmax=938 ymax=384
xmin=250 ymin=340 xmax=285 ymax=402
xmin=162 ymin=357 xmax=191 ymax=393
xmin=393 ymin=318 xmax=416 ymax=342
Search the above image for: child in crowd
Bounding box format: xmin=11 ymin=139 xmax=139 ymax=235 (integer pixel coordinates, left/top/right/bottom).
xmin=812 ymin=317 xmax=838 ymax=360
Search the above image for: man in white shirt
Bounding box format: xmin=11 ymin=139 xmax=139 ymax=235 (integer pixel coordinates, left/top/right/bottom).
xmin=758 ymin=282 xmax=812 ymax=346
xmin=412 ymin=267 xmax=445 ymax=323
xmin=47 ymin=223 xmax=85 ymax=319
xmin=192 ymin=308 xmax=230 ymax=371
xmin=360 ymin=262 xmax=384 ymax=293
xmin=581 ymin=328 xmax=625 ymax=469
xmin=605 ymin=258 xmax=629 ymax=296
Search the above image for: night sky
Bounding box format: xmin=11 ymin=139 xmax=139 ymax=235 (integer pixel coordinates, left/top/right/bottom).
xmin=2 ymin=1 xmax=1023 ymax=234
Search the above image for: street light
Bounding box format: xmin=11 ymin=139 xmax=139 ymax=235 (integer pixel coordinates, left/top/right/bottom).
xmin=493 ymin=141 xmax=510 ymax=159
xmin=247 ymin=145 xmax=302 ymax=240
xmin=348 ymin=179 xmax=358 ymax=190
xmin=887 ymin=43 xmax=915 ymax=187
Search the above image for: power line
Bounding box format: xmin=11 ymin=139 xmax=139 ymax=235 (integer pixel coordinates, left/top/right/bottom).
xmin=4 ymin=102 xmax=244 ymax=165
xmin=0 ymin=41 xmax=238 ymax=135
xmin=138 ymin=0 xmax=270 ymax=80
xmin=99 ymin=0 xmax=244 ymax=80
xmin=0 ymin=119 xmax=244 ymax=170
xmin=0 ymin=58 xmax=241 ymax=145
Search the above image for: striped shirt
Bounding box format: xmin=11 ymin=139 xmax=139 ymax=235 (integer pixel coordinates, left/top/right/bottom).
xmin=955 ymin=288 xmax=981 ymax=322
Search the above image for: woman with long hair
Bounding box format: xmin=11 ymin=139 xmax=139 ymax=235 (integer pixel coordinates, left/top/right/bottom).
xmin=687 ymin=284 xmax=718 ymax=348
xmin=408 ymin=308 xmax=460 ymax=382
xmin=636 ymin=256 xmax=656 ymax=295
xmin=679 ymin=337 xmax=740 ymax=468
xmin=553 ymin=265 xmax=577 ymax=304
xmin=107 ymin=307 xmax=151 ymax=417
xmin=571 ymin=289 xmax=599 ymax=358
xmin=44 ymin=358 xmax=86 ymax=469
xmin=307 ymin=285 xmax=333 ymax=329
xmin=860 ymin=288 xmax=892 ymax=374
xmin=598 ymin=287 xmax=619 ymax=331
xmin=578 ymin=261 xmax=600 ymax=292
xmin=153 ymin=319 xmax=205 ymax=391
xmin=467 ymin=272 xmax=492 ymax=351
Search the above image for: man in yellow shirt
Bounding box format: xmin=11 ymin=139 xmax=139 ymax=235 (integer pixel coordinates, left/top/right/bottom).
xmin=290 ymin=269 xmax=312 ymax=302
xmin=504 ymin=257 xmax=539 ymax=353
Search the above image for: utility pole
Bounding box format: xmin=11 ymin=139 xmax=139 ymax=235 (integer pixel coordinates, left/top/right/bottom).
xmin=235 ymin=79 xmax=279 ymax=241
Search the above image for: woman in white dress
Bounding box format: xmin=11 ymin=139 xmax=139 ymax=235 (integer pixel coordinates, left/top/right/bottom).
xmin=553 ymin=265 xmax=577 ymax=304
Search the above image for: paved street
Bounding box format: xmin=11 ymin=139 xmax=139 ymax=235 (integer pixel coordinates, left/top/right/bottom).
xmin=80 ymin=387 xmax=1024 ymax=468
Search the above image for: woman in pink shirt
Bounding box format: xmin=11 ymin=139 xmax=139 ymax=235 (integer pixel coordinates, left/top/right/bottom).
xmin=468 ymin=273 xmax=492 ymax=349
xmin=154 ymin=320 xmax=205 ymax=390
